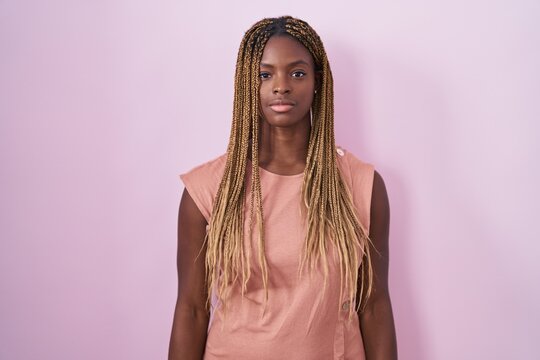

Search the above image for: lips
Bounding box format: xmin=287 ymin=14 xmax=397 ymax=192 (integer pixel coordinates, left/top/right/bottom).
xmin=269 ymin=99 xmax=295 ymax=113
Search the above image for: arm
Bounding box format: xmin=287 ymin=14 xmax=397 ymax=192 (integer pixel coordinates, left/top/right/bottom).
xmin=358 ymin=170 xmax=398 ymax=360
xmin=168 ymin=189 xmax=210 ymax=360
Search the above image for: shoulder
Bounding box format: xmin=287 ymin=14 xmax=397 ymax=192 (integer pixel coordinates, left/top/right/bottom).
xmin=335 ymin=146 xmax=380 ymax=232
xmin=179 ymin=153 xmax=228 ymax=222
xmin=181 ymin=153 xmax=228 ymax=180
xmin=337 ymin=148 xmax=389 ymax=234
xmin=336 ymin=146 xmax=375 ymax=185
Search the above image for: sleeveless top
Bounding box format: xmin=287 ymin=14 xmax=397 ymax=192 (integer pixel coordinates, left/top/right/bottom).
xmin=179 ymin=147 xmax=375 ymax=360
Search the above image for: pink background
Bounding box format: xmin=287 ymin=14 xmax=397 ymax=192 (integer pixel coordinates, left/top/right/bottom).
xmin=1 ymin=1 xmax=539 ymax=359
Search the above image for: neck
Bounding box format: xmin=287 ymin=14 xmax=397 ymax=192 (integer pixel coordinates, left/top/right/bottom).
xmin=251 ymin=115 xmax=311 ymax=175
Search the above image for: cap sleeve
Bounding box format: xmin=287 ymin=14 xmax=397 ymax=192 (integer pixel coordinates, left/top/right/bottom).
xmin=337 ymin=147 xmax=375 ymax=234
xmin=179 ymin=154 xmax=227 ymax=223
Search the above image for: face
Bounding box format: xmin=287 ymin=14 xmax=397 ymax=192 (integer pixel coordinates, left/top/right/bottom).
xmin=259 ymin=35 xmax=319 ymax=128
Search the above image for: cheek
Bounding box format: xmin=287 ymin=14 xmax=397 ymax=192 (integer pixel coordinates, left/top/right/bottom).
xmin=258 ymin=83 xmax=270 ymax=104
xmin=299 ymin=85 xmax=315 ymax=108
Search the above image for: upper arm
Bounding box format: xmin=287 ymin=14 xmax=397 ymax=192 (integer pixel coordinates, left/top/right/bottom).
xmin=357 ymin=171 xmax=398 ymax=360
xmin=176 ymin=188 xmax=209 ymax=311
xmin=365 ymin=170 xmax=391 ymax=301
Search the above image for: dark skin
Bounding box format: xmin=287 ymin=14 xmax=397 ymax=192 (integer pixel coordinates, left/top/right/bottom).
xmin=360 ymin=171 xmax=399 ymax=359
xmin=168 ymin=35 xmax=397 ymax=360
xmin=168 ymin=189 xmax=209 ymax=360
xmin=256 ymin=35 xmax=314 ymax=173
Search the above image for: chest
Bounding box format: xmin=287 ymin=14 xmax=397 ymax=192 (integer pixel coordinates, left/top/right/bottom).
xmin=244 ymin=175 xmax=306 ymax=278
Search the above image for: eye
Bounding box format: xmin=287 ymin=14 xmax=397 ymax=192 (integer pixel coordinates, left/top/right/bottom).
xmin=259 ymin=72 xmax=271 ymax=79
xmin=292 ymin=71 xmax=306 ymax=78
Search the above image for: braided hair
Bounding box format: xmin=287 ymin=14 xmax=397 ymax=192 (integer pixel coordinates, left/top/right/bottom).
xmin=204 ymin=16 xmax=374 ymax=318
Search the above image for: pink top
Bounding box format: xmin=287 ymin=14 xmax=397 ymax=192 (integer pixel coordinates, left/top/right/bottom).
xmin=180 ymin=147 xmax=375 ymax=360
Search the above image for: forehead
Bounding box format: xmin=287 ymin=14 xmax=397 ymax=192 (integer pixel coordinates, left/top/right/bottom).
xmin=260 ymin=35 xmax=314 ymax=67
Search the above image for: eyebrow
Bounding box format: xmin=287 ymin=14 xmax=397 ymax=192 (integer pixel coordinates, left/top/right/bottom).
xmin=260 ymin=60 xmax=310 ymax=68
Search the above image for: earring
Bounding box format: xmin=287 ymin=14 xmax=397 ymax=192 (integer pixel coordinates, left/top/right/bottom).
xmin=314 ymin=90 xmax=318 ymax=94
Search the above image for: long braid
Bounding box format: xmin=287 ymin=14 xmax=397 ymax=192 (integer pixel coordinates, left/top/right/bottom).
xmin=205 ymin=16 xmax=375 ymax=319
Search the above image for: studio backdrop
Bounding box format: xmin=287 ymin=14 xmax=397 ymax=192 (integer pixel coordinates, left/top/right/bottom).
xmin=1 ymin=1 xmax=538 ymax=359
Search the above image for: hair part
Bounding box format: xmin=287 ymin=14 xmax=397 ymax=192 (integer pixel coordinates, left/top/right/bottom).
xmin=204 ymin=15 xmax=375 ymax=319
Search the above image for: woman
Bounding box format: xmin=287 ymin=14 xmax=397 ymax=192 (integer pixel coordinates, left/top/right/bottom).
xmin=169 ymin=16 xmax=398 ymax=360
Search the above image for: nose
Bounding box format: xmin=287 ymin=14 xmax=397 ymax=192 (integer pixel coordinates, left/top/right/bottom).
xmin=272 ymin=76 xmax=291 ymax=94
xmin=273 ymin=87 xmax=290 ymax=94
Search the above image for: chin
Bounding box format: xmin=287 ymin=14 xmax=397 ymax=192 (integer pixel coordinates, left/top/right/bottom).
xmin=262 ymin=111 xmax=310 ymax=128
